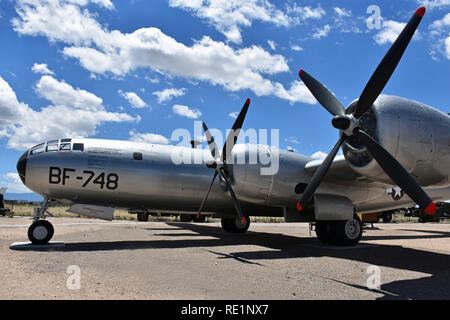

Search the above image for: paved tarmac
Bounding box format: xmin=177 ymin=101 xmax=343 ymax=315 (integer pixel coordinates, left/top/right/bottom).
xmin=0 ymin=217 xmax=449 ymax=299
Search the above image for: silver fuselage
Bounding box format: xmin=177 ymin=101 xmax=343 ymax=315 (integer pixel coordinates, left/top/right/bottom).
xmin=17 ymin=95 xmax=450 ymax=217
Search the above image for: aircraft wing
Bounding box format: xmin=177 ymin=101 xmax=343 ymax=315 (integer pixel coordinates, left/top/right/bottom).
xmin=305 ymin=155 xmax=381 ymax=186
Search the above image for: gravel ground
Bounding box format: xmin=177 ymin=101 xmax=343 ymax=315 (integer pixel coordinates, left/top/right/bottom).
xmin=0 ymin=217 xmax=449 ymax=300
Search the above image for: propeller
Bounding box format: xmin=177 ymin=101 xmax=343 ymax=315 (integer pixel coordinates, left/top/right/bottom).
xmin=197 ymin=99 xmax=251 ymax=224
xmin=296 ymin=7 xmax=436 ymax=216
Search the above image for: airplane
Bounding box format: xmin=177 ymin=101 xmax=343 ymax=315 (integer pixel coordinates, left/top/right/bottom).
xmin=14 ymin=7 xmax=450 ymax=246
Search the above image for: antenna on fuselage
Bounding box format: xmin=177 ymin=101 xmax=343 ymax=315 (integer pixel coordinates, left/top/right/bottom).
xmin=190 ymin=140 xmax=202 ymax=149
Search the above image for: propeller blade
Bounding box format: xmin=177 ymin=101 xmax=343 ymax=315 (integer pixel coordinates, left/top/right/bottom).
xmin=297 ymin=134 xmax=347 ymax=212
xmin=353 ymin=7 xmax=426 ymax=118
xmin=219 ymin=167 xmax=245 ymax=223
xmin=198 ymin=171 xmax=219 ymax=215
xmin=202 ymin=121 xmax=220 ymax=161
xmin=299 ymin=70 xmax=346 ymax=116
xmin=355 ymin=129 xmax=436 ymax=214
xmin=222 ymin=98 xmax=251 ymax=164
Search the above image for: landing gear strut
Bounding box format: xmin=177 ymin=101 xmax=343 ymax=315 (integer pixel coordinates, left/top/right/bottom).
xmin=315 ymin=215 xmax=362 ymax=246
xmin=28 ymin=199 xmax=54 ymax=245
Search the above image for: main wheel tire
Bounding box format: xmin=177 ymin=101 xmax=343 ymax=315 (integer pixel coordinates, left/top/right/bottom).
xmin=28 ymin=220 xmax=54 ymax=245
xmin=221 ymin=216 xmax=250 ymax=233
xmin=180 ymin=214 xmax=193 ymax=222
xmin=315 ymin=221 xmax=333 ymax=244
xmin=329 ymin=215 xmax=363 ymax=246
xmin=137 ymin=213 xmax=149 ymax=222
xmin=192 ymin=215 xmax=206 ymax=223
xmin=382 ymin=212 xmax=392 ymax=223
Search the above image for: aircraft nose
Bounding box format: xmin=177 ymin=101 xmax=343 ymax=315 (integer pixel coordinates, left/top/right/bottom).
xmin=16 ymin=150 xmax=28 ymax=184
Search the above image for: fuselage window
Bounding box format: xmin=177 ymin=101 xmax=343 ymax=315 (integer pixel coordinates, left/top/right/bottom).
xmin=30 ymin=143 xmax=45 ymax=155
xmin=46 ymin=140 xmax=59 ymax=152
xmin=133 ymin=152 xmax=143 ymax=160
xmin=59 ymin=143 xmax=71 ymax=152
xmin=73 ymin=143 xmax=84 ymax=152
xmin=61 ymin=138 xmax=72 ymax=143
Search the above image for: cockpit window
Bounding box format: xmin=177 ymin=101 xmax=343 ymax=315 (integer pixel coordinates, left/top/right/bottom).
xmin=30 ymin=143 xmax=45 ymax=155
xmin=46 ymin=140 xmax=59 ymax=152
xmin=59 ymin=143 xmax=71 ymax=152
xmin=73 ymin=143 xmax=84 ymax=152
xmin=61 ymin=138 xmax=72 ymax=143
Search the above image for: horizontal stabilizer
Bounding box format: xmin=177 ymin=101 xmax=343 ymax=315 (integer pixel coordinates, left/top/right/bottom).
xmin=67 ymin=204 xmax=114 ymax=221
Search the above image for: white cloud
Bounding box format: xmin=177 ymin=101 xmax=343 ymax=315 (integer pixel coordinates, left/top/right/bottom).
xmin=90 ymin=0 xmax=114 ymax=9
xmin=291 ymin=44 xmax=303 ymax=52
xmin=118 ymin=90 xmax=148 ymax=108
xmin=228 ymin=111 xmax=239 ymax=119
xmin=36 ymin=75 xmax=103 ymax=111
xmin=169 ymin=1 xmax=326 ymax=44
xmin=0 ymin=173 xmax=32 ymax=193
xmin=374 ymin=20 xmax=406 ymax=45
xmin=311 ymin=151 xmax=327 ymax=159
xmin=417 ymin=0 xmax=450 ymax=9
xmin=429 ymin=13 xmax=450 ymax=60
xmin=169 ymin=0 xmax=293 ymax=44
xmin=374 ymin=19 xmax=421 ymax=45
xmin=12 ymin=0 xmax=317 ymax=105
xmin=286 ymin=4 xmax=326 ymax=20
xmin=312 ymin=24 xmax=331 ymax=39
xmin=0 ymin=75 xmax=138 ymax=150
xmin=285 ymin=136 xmax=300 ymax=144
xmin=129 ymin=130 xmax=169 ymax=144
xmin=333 ymin=7 xmax=351 ymax=17
xmin=153 ymin=88 xmax=187 ymax=103
xmin=31 ymin=63 xmax=54 ymax=75
xmin=172 ymin=104 xmax=202 ymax=119
xmin=267 ymin=40 xmax=277 ymax=51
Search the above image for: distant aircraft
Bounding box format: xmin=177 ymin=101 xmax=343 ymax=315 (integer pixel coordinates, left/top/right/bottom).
xmin=0 ymin=187 xmax=10 ymax=216
xmin=15 ymin=7 xmax=450 ymax=246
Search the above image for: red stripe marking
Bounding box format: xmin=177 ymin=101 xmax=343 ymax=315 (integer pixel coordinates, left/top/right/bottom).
xmin=424 ymin=202 xmax=436 ymax=215
xmin=415 ymin=7 xmax=426 ymax=18
xmin=241 ymin=217 xmax=246 ymax=225
xmin=296 ymin=202 xmax=303 ymax=212
xmin=82 ymin=207 xmax=104 ymax=213
xmin=298 ymin=69 xmax=303 ymax=78
xmin=246 ymin=98 xmax=250 ymax=105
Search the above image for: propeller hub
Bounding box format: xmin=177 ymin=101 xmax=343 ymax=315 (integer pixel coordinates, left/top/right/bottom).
xmin=332 ymin=114 xmax=358 ymax=136
xmin=332 ymin=115 xmax=350 ymax=130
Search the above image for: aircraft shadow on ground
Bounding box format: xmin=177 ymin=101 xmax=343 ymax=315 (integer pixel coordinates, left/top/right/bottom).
xmin=22 ymin=222 xmax=450 ymax=299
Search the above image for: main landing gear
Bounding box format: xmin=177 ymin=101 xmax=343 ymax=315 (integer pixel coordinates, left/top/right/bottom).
xmin=28 ymin=199 xmax=54 ymax=245
xmin=315 ymin=215 xmax=363 ymax=246
xmin=221 ymin=216 xmax=250 ymax=233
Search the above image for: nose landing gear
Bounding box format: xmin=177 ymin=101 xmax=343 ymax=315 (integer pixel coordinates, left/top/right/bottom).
xmin=28 ymin=199 xmax=54 ymax=245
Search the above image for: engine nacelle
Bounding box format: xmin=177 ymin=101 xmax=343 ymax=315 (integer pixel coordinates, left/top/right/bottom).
xmin=342 ymin=95 xmax=450 ymax=187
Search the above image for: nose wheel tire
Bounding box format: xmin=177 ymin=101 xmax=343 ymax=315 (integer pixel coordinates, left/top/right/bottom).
xmin=221 ymin=216 xmax=250 ymax=233
xmin=28 ymin=220 xmax=54 ymax=245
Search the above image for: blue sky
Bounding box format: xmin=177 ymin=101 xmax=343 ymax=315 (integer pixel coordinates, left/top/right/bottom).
xmin=0 ymin=0 xmax=449 ymax=193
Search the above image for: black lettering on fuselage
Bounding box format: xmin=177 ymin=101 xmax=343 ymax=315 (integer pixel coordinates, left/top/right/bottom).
xmin=49 ymin=167 xmax=61 ymax=184
xmin=62 ymin=168 xmax=76 ymax=185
